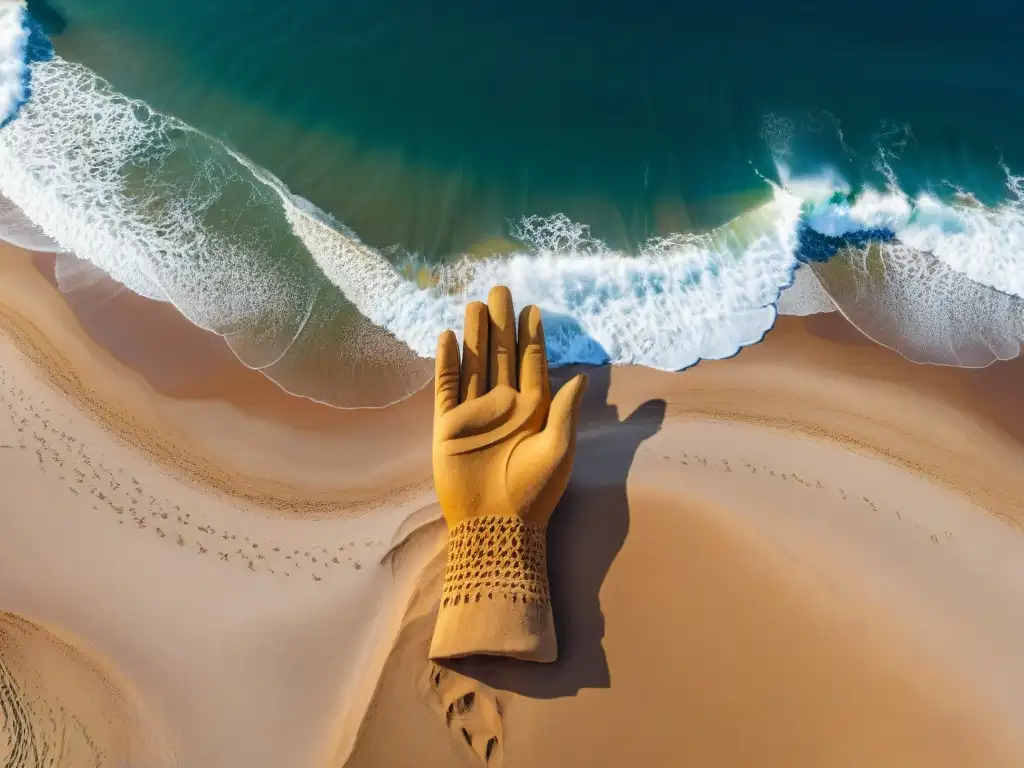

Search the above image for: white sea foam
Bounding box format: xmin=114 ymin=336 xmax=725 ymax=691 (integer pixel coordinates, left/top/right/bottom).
xmin=0 ymin=1 xmax=59 ymax=251
xmin=800 ymin=169 xmax=1024 ymax=299
xmin=1 ymin=5 xmax=1023 ymax=407
xmin=0 ymin=191 xmax=59 ymax=250
xmin=287 ymin=201 xmax=804 ymax=369
xmin=811 ymin=241 xmax=1024 ymax=367
xmin=0 ymin=0 xmax=32 ymax=129
xmin=0 ymin=35 xmax=808 ymax=382
xmin=776 ymin=264 xmax=835 ymax=316
xmin=227 ymin=144 xmax=807 ymax=369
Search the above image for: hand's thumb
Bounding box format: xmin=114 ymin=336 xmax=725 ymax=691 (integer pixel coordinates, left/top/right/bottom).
xmin=543 ymin=373 xmax=588 ymax=457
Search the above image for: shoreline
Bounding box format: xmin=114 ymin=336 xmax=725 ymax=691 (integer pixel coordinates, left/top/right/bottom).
xmin=3 ymin=242 xmax=1024 ymax=765
xmin=0 ymin=248 xmax=434 ymax=517
xmin=6 ymin=248 xmax=1024 ymax=524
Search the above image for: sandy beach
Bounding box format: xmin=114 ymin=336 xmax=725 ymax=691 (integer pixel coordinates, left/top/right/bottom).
xmin=4 ymin=244 xmax=1024 ymax=766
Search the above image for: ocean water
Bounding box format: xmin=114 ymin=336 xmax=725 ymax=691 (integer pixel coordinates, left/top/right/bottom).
xmin=1 ymin=0 xmax=1023 ymax=406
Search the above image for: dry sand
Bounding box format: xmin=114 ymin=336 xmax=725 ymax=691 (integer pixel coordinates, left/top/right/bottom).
xmin=0 ymin=612 xmax=175 ymax=766
xmin=2 ymin=244 xmax=1024 ymax=766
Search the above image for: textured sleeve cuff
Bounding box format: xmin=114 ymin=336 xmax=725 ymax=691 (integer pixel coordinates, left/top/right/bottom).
xmin=428 ymin=515 xmax=557 ymax=662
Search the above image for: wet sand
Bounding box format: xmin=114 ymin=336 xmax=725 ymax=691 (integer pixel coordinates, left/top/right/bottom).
xmin=2 ymin=244 xmax=1024 ymax=766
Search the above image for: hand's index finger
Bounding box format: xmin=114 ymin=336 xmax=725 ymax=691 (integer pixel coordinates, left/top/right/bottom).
xmin=517 ymin=304 xmax=550 ymax=402
xmin=434 ymin=330 xmax=460 ymax=421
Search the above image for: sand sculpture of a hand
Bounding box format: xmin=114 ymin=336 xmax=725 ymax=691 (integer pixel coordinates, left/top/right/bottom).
xmin=430 ymin=286 xmax=589 ymax=662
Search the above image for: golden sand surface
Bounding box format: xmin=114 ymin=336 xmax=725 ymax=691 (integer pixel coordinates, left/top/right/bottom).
xmin=2 ymin=245 xmax=1024 ymax=766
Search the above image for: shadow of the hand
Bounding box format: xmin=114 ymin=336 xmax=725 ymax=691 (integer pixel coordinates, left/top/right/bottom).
xmin=444 ymin=365 xmax=666 ymax=698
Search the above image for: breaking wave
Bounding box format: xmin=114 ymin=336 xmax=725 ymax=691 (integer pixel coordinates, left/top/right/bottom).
xmin=0 ymin=1 xmax=1021 ymax=407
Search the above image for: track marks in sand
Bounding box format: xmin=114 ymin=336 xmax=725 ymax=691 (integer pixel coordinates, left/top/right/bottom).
xmin=643 ymin=443 xmax=957 ymax=547
xmin=0 ymin=653 xmax=59 ymax=768
xmin=0 ymin=364 xmax=386 ymax=582
xmin=0 ymin=613 xmax=175 ymax=767
xmin=425 ymin=664 xmax=503 ymax=765
xmin=0 ymin=654 xmax=106 ymax=767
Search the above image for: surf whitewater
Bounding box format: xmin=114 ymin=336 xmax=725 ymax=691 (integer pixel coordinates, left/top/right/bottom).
xmin=1 ymin=0 xmax=1022 ymax=407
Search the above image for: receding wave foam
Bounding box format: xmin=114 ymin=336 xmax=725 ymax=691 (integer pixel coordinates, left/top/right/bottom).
xmin=810 ymin=242 xmax=1024 ymax=366
xmin=0 ymin=191 xmax=59 ymax=250
xmin=0 ymin=46 xmax=432 ymax=407
xmin=289 ymin=205 xmax=804 ymax=370
xmin=220 ymin=163 xmax=1024 ymax=373
xmin=793 ymin=169 xmax=1024 ymax=366
xmin=1 ymin=6 xmax=1023 ymax=408
xmin=224 ymin=149 xmax=808 ymax=369
xmin=800 ymin=171 xmax=1024 ymax=299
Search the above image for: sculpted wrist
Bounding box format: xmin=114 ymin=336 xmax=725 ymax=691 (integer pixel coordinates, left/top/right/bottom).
xmin=429 ymin=515 xmax=556 ymax=662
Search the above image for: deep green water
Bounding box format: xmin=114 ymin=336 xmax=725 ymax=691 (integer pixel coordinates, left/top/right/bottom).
xmin=31 ymin=0 xmax=1024 ymax=257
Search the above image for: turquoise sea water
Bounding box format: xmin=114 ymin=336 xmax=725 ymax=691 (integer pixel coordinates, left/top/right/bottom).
xmin=35 ymin=0 xmax=1024 ymax=252
xmin=2 ymin=0 xmax=1024 ymax=405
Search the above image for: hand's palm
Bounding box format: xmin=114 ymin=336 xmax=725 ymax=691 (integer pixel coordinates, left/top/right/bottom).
xmin=433 ymin=288 xmax=588 ymax=527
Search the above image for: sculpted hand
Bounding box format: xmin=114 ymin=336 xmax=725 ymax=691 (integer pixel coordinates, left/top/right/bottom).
xmin=429 ymin=286 xmax=588 ymax=662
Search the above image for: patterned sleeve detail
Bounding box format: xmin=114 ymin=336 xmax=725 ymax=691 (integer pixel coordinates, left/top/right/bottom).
xmin=440 ymin=515 xmax=550 ymax=609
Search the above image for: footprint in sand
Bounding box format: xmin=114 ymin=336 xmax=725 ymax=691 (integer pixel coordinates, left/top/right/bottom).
xmin=425 ymin=663 xmax=503 ymax=765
